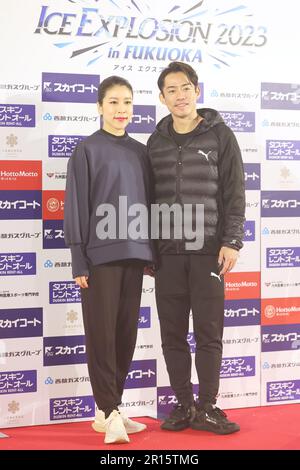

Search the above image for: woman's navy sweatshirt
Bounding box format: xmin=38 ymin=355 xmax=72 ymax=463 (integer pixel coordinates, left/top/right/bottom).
xmin=64 ymin=129 xmax=154 ymax=278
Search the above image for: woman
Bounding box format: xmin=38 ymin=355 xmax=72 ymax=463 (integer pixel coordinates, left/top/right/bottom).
xmin=64 ymin=76 xmax=154 ymax=444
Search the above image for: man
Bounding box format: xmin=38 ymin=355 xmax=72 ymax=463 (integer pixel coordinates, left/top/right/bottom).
xmin=147 ymin=62 xmax=245 ymax=435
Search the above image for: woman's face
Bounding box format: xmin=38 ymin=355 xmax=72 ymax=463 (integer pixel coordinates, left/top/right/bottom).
xmin=98 ymin=85 xmax=133 ymax=136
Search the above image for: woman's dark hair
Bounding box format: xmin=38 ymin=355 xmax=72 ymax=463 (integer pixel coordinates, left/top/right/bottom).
xmin=157 ymin=62 xmax=198 ymax=95
xmin=97 ymin=76 xmax=133 ymax=104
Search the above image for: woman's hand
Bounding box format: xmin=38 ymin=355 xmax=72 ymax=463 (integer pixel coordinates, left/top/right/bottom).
xmin=75 ymin=276 xmax=89 ymax=288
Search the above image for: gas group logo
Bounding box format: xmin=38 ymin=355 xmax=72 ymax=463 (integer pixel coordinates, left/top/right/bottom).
xmin=267 ymin=380 xmax=300 ymax=403
xmin=225 ymin=272 xmax=260 ymax=300
xmin=0 ymin=104 xmax=35 ymax=128
xmin=244 ymin=163 xmax=260 ymax=190
xmin=49 ymin=281 xmax=81 ymax=304
xmin=0 ymin=370 xmax=37 ymax=395
xmin=43 ymin=190 xmax=65 ymax=220
xmin=266 ymin=247 xmax=300 ymax=269
xmin=220 ymin=356 xmax=255 ymax=379
xmin=261 ymin=191 xmax=300 ymax=217
xmin=262 ymin=324 xmax=300 ymax=352
xmin=261 ymin=225 xmax=300 ymax=238
xmin=42 ymin=72 xmax=99 ymax=103
xmin=243 ymin=220 xmax=255 ymax=242
xmin=125 ymin=359 xmax=156 ymax=389
xmin=0 ymin=307 xmax=43 ymax=338
xmin=266 ymin=140 xmax=300 ymax=161
xmin=50 ymin=395 xmax=95 ymax=421
xmin=0 ymin=190 xmax=42 ymax=220
xmin=261 ymin=298 xmax=300 ymax=325
xmin=220 ymin=112 xmax=255 ymax=133
xmin=43 ymin=220 xmax=66 ymax=249
xmin=224 ymin=299 xmax=260 ymax=327
xmin=48 ymin=135 xmax=86 ymax=158
xmin=44 ymin=335 xmax=86 ymax=366
xmin=34 ymin=2 xmax=267 ymax=69
xmin=138 ymin=306 xmax=151 ymax=329
xmin=0 ymin=161 xmax=42 ymax=190
xmin=261 ymin=83 xmax=300 ymax=110
xmin=0 ymin=253 xmax=36 ymax=276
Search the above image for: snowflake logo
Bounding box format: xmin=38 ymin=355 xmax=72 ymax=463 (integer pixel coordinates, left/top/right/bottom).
xmin=8 ymin=400 xmax=20 ymax=414
xmin=6 ymin=134 xmax=18 ymax=147
xmin=280 ymin=167 xmax=290 ymax=179
xmin=67 ymin=310 xmax=78 ymax=323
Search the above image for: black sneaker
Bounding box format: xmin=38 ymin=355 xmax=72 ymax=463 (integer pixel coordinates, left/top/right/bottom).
xmin=161 ymin=403 xmax=196 ymax=431
xmin=190 ymin=403 xmax=240 ymax=435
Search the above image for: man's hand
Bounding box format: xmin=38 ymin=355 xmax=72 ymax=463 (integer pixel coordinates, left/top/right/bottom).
xmin=218 ymin=247 xmax=239 ymax=275
xmin=75 ymin=276 xmax=89 ymax=288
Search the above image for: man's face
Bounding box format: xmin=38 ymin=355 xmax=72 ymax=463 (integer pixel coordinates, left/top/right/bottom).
xmin=159 ymin=72 xmax=200 ymax=119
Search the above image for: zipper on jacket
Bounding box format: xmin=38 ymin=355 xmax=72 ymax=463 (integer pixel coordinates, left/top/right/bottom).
xmin=176 ymin=145 xmax=183 ymax=253
xmin=176 ymin=145 xmax=182 ymax=198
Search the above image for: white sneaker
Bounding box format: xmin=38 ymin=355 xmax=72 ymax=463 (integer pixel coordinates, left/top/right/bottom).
xmin=93 ymin=409 xmax=147 ymax=434
xmin=104 ymin=410 xmax=130 ymax=444
xmin=121 ymin=411 xmax=147 ymax=433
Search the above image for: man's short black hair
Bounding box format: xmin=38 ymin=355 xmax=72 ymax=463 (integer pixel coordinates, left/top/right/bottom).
xmin=157 ymin=62 xmax=199 ymax=95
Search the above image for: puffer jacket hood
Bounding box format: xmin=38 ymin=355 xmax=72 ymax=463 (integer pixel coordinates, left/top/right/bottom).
xmin=155 ymin=108 xmax=225 ymax=137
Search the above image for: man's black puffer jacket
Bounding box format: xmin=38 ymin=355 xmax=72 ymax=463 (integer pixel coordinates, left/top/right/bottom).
xmin=147 ymin=108 xmax=246 ymax=255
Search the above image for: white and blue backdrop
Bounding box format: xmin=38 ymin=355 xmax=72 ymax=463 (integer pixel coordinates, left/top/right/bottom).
xmin=0 ymin=0 xmax=299 ymax=428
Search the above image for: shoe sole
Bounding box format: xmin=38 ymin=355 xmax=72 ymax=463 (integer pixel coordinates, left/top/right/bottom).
xmin=92 ymin=421 xmax=146 ymax=434
xmin=190 ymin=423 xmax=240 ymax=435
xmin=161 ymin=423 xmax=190 ymax=432
xmin=104 ymin=436 xmax=130 ymax=444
